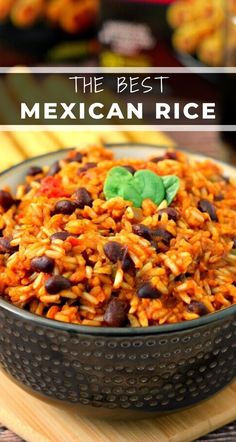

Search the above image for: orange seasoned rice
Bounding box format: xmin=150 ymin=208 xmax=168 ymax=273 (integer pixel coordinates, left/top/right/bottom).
xmin=0 ymin=145 xmax=236 ymax=327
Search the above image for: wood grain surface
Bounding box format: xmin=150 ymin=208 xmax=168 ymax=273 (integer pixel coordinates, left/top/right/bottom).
xmin=1 ymin=417 xmax=236 ymax=441
xmin=0 ymin=370 xmax=235 ymax=442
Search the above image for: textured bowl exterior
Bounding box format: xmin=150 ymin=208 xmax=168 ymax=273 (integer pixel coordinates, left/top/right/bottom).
xmin=0 ymin=146 xmax=236 ymax=417
xmin=0 ymin=305 xmax=235 ymax=415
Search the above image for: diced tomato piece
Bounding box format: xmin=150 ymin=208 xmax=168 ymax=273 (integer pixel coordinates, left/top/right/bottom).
xmin=38 ymin=177 xmax=69 ymax=198
xmin=68 ymin=236 xmax=80 ymax=247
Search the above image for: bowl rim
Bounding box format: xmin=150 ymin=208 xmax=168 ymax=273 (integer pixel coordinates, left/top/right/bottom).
xmin=0 ymin=144 xmax=235 ymax=336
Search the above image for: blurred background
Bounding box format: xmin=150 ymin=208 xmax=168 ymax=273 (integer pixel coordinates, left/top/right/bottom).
xmin=1 ymin=4 xmax=236 ymax=441
xmin=0 ymin=0 xmax=231 ymax=67
xmin=0 ymin=0 xmax=235 ymax=172
xmin=0 ymin=0 xmax=233 ymax=67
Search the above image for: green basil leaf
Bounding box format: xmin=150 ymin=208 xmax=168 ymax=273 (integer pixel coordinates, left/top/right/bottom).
xmin=104 ymin=166 xmax=179 ymax=208
xmin=103 ymin=179 xmax=121 ymax=200
xmin=134 ymin=170 xmax=165 ymax=205
xmin=106 ymin=166 xmax=133 ymax=179
xmin=104 ymin=166 xmax=133 ymax=200
xmin=161 ymin=175 xmax=180 ymax=204
xmin=121 ymin=182 xmax=143 ymax=208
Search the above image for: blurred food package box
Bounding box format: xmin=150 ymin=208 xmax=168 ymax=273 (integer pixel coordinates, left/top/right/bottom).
xmin=98 ymin=0 xmax=226 ymax=67
xmin=0 ymin=0 xmax=99 ymax=64
xmin=99 ymin=0 xmax=174 ymax=67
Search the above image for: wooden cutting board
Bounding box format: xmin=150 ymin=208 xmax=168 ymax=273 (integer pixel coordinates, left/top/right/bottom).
xmin=0 ymin=371 xmax=235 ymax=442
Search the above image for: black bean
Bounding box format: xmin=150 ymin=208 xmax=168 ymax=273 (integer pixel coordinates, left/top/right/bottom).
xmin=67 ymin=152 xmax=84 ymax=163
xmin=132 ymin=224 xmax=152 ymax=240
xmin=165 ymin=151 xmax=178 ymax=160
xmin=84 ymin=281 xmax=91 ymax=292
xmin=77 ymin=162 xmax=97 ymax=175
xmin=24 ymin=184 xmax=31 ymax=194
xmin=150 ymin=152 xmax=177 ymax=163
xmin=74 ymin=187 xmax=93 ymax=209
xmin=50 ymin=231 xmax=71 ymax=241
xmin=53 ymin=200 xmax=77 ymax=215
xmin=187 ymin=301 xmax=209 ymax=316
xmin=110 ymin=291 xmax=119 ymax=298
xmin=222 ymin=175 xmax=230 ymax=184
xmin=30 ymin=256 xmax=55 ymax=273
xmin=74 ymin=152 xmax=84 ymax=162
xmin=133 ymin=225 xmax=173 ymax=247
xmin=0 ymin=237 xmax=18 ymax=255
xmin=198 ymin=199 xmax=218 ymax=222
xmin=175 ymin=272 xmax=192 ymax=282
xmin=121 ymin=247 xmax=134 ymax=271
xmin=122 ymin=165 xmax=136 ymax=174
xmin=137 ymin=282 xmax=162 ymax=299
xmin=157 ymin=207 xmax=179 ymax=222
xmin=150 ymin=156 xmax=165 ymax=163
xmin=150 ymin=240 xmax=159 ymax=252
xmin=103 ymin=241 xmax=123 ymax=263
xmin=82 ymin=250 xmax=94 ymax=266
xmin=85 ymin=162 xmax=96 ymax=169
xmin=232 ymin=238 xmax=236 ymax=249
xmin=104 ymin=298 xmax=128 ymax=327
xmin=45 ymin=275 xmax=71 ymax=294
xmin=103 ymin=241 xmax=133 ymax=271
xmin=27 ymin=166 xmax=43 ymax=176
xmin=151 ymin=228 xmax=174 ymax=245
xmin=214 ymin=193 xmax=224 ymax=201
xmin=175 ymin=274 xmax=186 ymax=283
xmin=47 ymin=161 xmax=61 ymax=176
xmin=15 ymin=199 xmax=21 ymax=207
xmin=0 ymin=190 xmax=15 ymax=211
